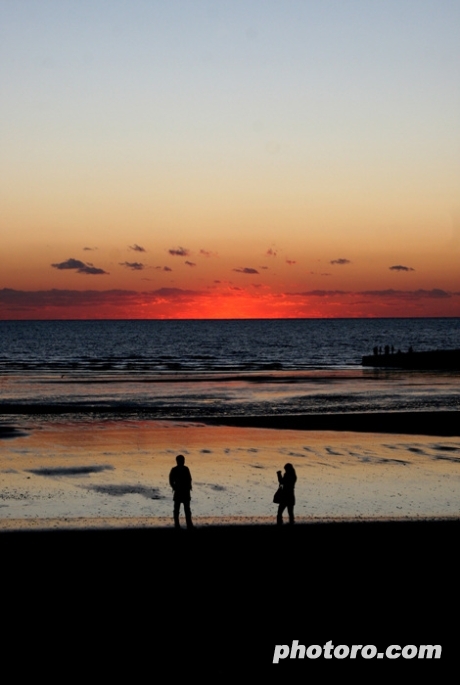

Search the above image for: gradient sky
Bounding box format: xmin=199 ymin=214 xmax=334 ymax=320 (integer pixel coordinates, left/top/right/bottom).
xmin=1 ymin=0 xmax=459 ymax=319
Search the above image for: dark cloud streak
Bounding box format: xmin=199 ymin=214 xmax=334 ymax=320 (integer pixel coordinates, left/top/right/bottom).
xmin=0 ymin=287 xmax=205 ymax=314
xmin=233 ymin=267 xmax=259 ymax=274
xmin=289 ymin=288 xmax=453 ymax=300
xmin=389 ymin=265 xmax=415 ymax=272
xmin=51 ymin=258 xmax=108 ymax=275
xmin=168 ymin=247 xmax=190 ymax=257
xmin=119 ymin=262 xmax=145 ymax=271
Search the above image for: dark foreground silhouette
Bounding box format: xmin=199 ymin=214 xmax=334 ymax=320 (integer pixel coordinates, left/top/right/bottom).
xmin=169 ymin=454 xmax=193 ymax=529
xmin=1 ymin=519 xmax=457 ymax=677
xmin=276 ymin=463 xmax=297 ymax=525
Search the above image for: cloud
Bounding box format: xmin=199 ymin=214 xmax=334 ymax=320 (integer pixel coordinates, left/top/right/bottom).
xmin=1 ymin=286 xmax=458 ymax=319
xmin=389 ymin=265 xmax=415 ymax=272
xmin=200 ymin=249 xmax=218 ymax=258
xmin=330 ymin=258 xmax=351 ymax=265
xmin=361 ymin=288 xmax=451 ymax=300
xmin=0 ymin=288 xmax=139 ymax=312
xmin=80 ymin=266 xmax=108 ymax=275
xmin=233 ymin=267 xmax=259 ymax=274
xmin=83 ymin=247 xmax=97 ymax=251
xmin=266 ymin=248 xmax=277 ymax=257
xmin=51 ymin=258 xmax=108 ymax=275
xmin=129 ymin=244 xmax=146 ymax=252
xmin=185 ymin=261 xmax=196 ymax=267
xmin=149 ymin=287 xmax=203 ymax=298
xmin=286 ymin=260 xmax=296 ymax=265
xmin=289 ymin=288 xmax=453 ymax=300
xmin=290 ymin=290 xmax=347 ymax=297
xmin=0 ymin=287 xmax=204 ymax=312
xmin=168 ymin=247 xmax=190 ymax=257
xmin=119 ymin=262 xmax=145 ymax=271
xmin=52 ymin=258 xmax=87 ymax=270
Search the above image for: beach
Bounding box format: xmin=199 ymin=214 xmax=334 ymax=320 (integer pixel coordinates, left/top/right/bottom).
xmin=1 ymin=319 xmax=458 ymax=674
xmin=2 ymin=518 xmax=457 ymax=676
xmin=1 ymin=411 xmax=458 ymax=676
xmin=1 ymin=413 xmax=459 ymax=526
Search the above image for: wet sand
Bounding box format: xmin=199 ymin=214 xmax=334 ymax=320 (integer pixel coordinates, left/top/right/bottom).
xmin=200 ymin=410 xmax=460 ymax=435
xmin=1 ymin=418 xmax=460 ymax=524
xmin=2 ymin=409 xmax=459 ymax=435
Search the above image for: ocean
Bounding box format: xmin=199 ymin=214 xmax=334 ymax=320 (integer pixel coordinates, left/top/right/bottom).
xmin=1 ymin=318 xmax=459 ymax=417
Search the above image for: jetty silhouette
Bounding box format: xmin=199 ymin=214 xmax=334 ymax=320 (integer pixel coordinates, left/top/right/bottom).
xmin=362 ymin=348 xmax=460 ymax=369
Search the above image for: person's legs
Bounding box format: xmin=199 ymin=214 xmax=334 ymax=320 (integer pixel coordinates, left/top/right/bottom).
xmin=287 ymin=503 xmax=295 ymax=525
xmin=277 ymin=503 xmax=286 ymax=525
xmin=183 ymin=499 xmax=193 ymax=529
xmin=173 ymin=500 xmax=181 ymax=528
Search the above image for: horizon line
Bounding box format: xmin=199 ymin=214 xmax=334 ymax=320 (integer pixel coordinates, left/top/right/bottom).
xmin=2 ymin=315 xmax=460 ymax=323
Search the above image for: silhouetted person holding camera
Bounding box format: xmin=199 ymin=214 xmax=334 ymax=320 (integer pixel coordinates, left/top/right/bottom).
xmin=276 ymin=463 xmax=297 ymax=525
xmin=169 ymin=454 xmax=193 ymax=529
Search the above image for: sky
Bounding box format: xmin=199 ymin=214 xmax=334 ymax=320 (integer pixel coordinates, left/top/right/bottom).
xmin=1 ymin=0 xmax=459 ymax=319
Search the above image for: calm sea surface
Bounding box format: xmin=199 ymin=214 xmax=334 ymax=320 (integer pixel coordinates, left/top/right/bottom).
xmin=1 ymin=318 xmax=459 ymax=418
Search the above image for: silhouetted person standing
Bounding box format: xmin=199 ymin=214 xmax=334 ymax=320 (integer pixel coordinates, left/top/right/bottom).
xmin=169 ymin=454 xmax=193 ymax=529
xmin=276 ymin=463 xmax=297 ymax=525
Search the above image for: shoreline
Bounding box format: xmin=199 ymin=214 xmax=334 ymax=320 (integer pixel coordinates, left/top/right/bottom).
xmin=2 ymin=513 xmax=460 ymax=533
xmin=199 ymin=410 xmax=460 ymax=435
xmin=2 ymin=409 xmax=459 ymax=437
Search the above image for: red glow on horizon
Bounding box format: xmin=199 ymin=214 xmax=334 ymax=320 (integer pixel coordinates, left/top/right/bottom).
xmin=1 ymin=287 xmax=459 ymax=320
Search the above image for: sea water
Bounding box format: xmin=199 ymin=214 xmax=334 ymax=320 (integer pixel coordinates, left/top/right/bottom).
xmin=0 ymin=318 xmax=459 ymax=417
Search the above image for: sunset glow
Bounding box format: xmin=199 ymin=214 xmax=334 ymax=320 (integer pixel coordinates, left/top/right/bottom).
xmin=1 ymin=1 xmax=459 ymax=319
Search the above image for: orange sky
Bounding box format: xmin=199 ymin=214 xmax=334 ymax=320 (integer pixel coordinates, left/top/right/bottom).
xmin=1 ymin=2 xmax=459 ymax=319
